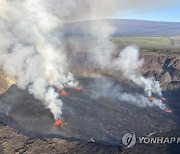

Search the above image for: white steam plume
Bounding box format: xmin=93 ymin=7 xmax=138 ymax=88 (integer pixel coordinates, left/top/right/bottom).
xmin=90 ymin=78 xmax=166 ymax=110
xmin=0 ymin=0 xmax=169 ymax=118
xmin=0 ymin=0 xmax=77 ymax=120
xmin=113 ymin=46 xmax=163 ymax=97
xmin=74 ymin=1 xmax=165 ymax=108
xmin=80 ymin=1 xmax=164 ymax=98
xmin=87 ymin=28 xmax=163 ymax=98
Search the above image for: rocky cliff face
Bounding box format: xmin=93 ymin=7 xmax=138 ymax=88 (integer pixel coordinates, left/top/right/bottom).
xmin=70 ymin=52 xmax=180 ymax=91
xmin=1 ymin=52 xmax=179 ymax=94
xmin=141 ymin=53 xmax=180 ymax=90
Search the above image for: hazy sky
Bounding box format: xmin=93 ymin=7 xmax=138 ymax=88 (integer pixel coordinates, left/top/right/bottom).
xmin=115 ymin=5 xmax=180 ymax=22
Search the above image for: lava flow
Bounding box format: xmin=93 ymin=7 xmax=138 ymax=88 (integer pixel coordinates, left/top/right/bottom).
xmin=165 ymin=109 xmax=173 ymax=113
xmin=149 ymin=96 xmax=155 ymax=102
xmin=60 ymin=90 xmax=68 ymax=96
xmin=54 ymin=119 xmax=67 ymax=127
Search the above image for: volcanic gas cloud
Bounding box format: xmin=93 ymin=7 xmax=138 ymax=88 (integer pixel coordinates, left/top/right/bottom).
xmin=0 ymin=0 xmax=171 ymax=123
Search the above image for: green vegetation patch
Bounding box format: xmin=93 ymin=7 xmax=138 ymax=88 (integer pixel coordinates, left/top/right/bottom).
xmin=111 ymin=37 xmax=172 ymax=47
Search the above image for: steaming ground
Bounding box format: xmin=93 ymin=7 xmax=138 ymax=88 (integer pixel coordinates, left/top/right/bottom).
xmin=0 ymin=77 xmax=179 ymax=145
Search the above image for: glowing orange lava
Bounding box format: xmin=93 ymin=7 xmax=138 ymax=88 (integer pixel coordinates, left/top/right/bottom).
xmin=60 ymin=90 xmax=68 ymax=96
xmin=54 ymin=120 xmax=67 ymax=127
xmin=165 ymin=109 xmax=172 ymax=113
xmin=54 ymin=119 xmax=63 ymax=126
xmin=149 ymin=96 xmax=155 ymax=102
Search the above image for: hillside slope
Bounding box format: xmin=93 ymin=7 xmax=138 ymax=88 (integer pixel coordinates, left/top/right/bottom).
xmin=62 ymin=19 xmax=180 ymax=37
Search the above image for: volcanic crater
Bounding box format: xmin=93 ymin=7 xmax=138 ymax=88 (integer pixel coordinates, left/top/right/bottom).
xmin=0 ymin=52 xmax=179 ymax=146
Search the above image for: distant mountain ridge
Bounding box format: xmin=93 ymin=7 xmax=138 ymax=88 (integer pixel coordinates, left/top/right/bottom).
xmin=61 ymin=19 xmax=180 ymax=37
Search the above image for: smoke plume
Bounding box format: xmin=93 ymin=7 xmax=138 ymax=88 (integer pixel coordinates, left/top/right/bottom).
xmin=0 ymin=0 xmax=170 ymax=119
xmin=113 ymin=45 xmax=163 ymax=97
xmin=90 ymin=77 xmax=166 ymax=111
xmin=70 ymin=1 xmax=167 ymax=109
xmin=88 ymin=43 xmax=165 ymax=109
xmin=0 ymin=0 xmax=78 ymax=120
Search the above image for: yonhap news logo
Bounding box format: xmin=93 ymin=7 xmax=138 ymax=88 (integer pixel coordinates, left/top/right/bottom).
xmin=122 ymin=132 xmax=136 ymax=148
xmin=122 ymin=132 xmax=180 ymax=149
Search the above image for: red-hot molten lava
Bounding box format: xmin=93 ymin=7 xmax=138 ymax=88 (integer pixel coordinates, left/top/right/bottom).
xmin=54 ymin=119 xmax=67 ymax=127
xmin=60 ymin=90 xmax=68 ymax=96
xmin=54 ymin=119 xmax=62 ymax=126
xmin=149 ymin=96 xmax=155 ymax=102
xmin=166 ymin=109 xmax=172 ymax=113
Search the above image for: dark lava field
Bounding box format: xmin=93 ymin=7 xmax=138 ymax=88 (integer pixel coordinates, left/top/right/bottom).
xmin=0 ymin=77 xmax=179 ymax=146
